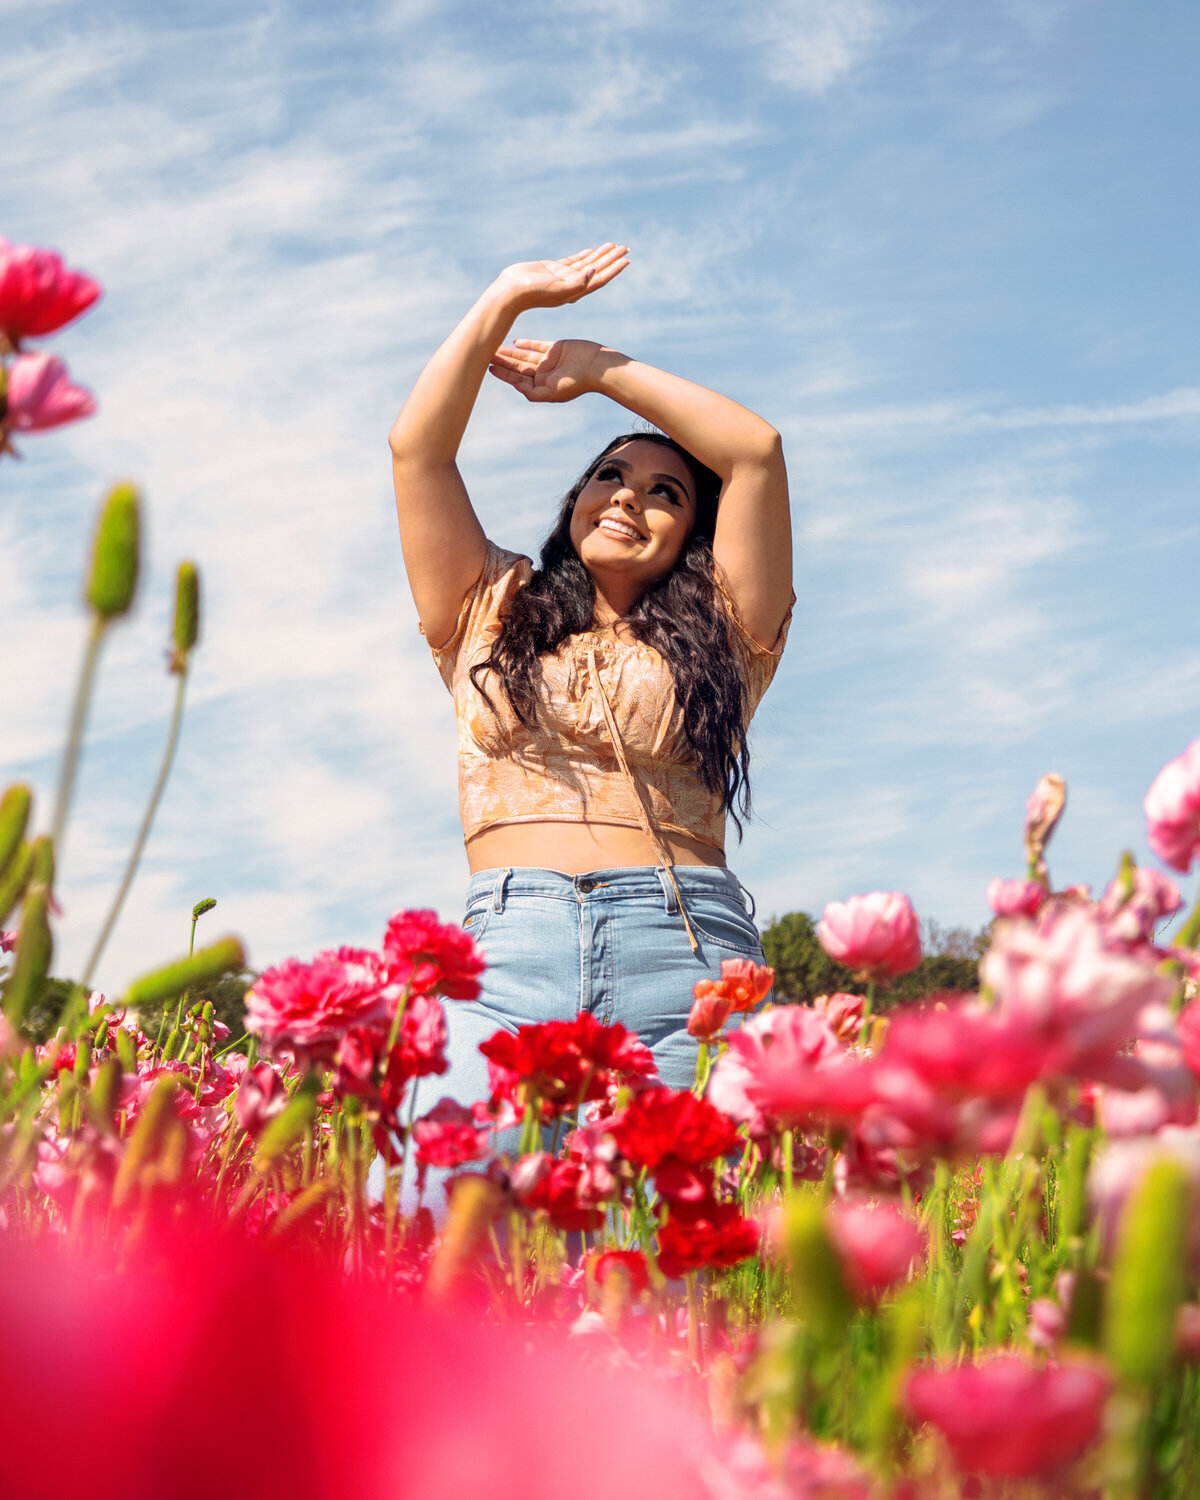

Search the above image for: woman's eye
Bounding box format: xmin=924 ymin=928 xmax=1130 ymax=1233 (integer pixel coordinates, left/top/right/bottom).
xmin=654 ymin=484 xmax=682 ymax=505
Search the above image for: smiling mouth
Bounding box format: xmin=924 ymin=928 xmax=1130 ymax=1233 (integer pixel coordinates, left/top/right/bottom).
xmin=597 ymin=516 xmax=645 ymax=542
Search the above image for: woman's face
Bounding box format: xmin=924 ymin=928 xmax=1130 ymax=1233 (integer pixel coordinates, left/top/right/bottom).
xmin=569 ymin=440 xmax=698 ymax=596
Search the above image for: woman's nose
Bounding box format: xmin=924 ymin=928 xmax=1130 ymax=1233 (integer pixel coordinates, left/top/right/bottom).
xmin=616 ymin=486 xmax=640 ymax=510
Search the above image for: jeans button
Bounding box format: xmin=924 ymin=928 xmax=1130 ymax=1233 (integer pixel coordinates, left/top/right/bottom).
xmin=578 ymin=878 xmax=595 ymax=893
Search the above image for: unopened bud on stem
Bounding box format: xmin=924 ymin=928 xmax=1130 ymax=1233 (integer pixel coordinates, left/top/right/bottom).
xmin=0 ymin=784 xmax=32 ymax=876
xmin=85 ymin=482 xmax=141 ymax=621
xmin=169 ymin=561 xmax=200 ymax=673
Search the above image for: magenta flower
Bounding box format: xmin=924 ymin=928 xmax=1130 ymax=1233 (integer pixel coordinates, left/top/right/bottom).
xmin=987 ymin=876 xmax=1047 ymax=919
xmin=1145 ymin=740 xmax=1200 ymax=874
xmin=829 ymin=1201 xmax=927 ymax=1303
xmin=0 ymin=239 xmax=100 ymax=345
xmin=817 ymin=892 xmax=922 ymax=981
xmin=411 ymin=1096 xmax=490 ymax=1171
xmin=5 ymin=352 xmax=96 ymax=432
xmin=234 ymin=1061 xmax=288 ymax=1138
xmin=905 ymin=1353 xmax=1109 ymax=1478
xmin=244 ymin=946 xmax=388 ymax=1064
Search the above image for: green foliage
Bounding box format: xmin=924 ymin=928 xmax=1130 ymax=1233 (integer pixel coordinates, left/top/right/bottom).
xmin=760 ymin=911 xmax=990 ymax=1007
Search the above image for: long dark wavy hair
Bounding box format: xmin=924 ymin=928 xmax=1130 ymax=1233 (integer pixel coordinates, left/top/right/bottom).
xmin=469 ymin=431 xmax=753 ymax=838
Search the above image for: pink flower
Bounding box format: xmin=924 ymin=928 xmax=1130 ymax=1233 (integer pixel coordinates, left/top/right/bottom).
xmin=382 ymin=908 xmax=486 ymax=999
xmin=234 ymin=1061 xmax=288 ymax=1137
xmin=1145 ymin=740 xmax=1200 ymax=873
xmin=510 ymin=1152 xmax=617 ymax=1232
xmin=411 ymin=1096 xmax=490 ymax=1170
xmin=1028 ymin=1297 xmax=1067 ymax=1350
xmin=880 ymin=998 xmax=1043 ymax=1103
xmin=244 ymin=946 xmax=387 ymax=1064
xmin=0 ymin=239 xmax=100 ymax=343
xmin=721 ymin=1005 xmax=877 ymax=1130
xmin=1180 ymin=1002 xmax=1200 ymax=1082
xmin=829 ymin=1201 xmax=927 ymax=1303
xmin=811 ymin=992 xmax=865 ymax=1044
xmin=387 ymin=992 xmax=449 ymax=1083
xmin=905 ymin=1354 xmax=1109 ymax=1478
xmin=0 ymin=930 xmax=15 ymax=954
xmin=817 ymin=892 xmax=922 ymax=981
xmin=1024 ymin=772 xmax=1067 ymax=876
xmin=5 ymin=353 xmax=95 ymax=431
xmin=987 ymin=876 xmax=1047 ymax=919
xmin=1098 ymin=866 xmax=1183 ymax=949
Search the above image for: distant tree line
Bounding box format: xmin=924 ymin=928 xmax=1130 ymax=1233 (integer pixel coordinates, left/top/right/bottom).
xmin=759 ymin=912 xmax=990 ymax=1009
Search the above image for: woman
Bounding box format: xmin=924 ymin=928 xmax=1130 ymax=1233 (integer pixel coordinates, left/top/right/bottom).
xmin=388 ymin=244 xmax=793 ymax=1103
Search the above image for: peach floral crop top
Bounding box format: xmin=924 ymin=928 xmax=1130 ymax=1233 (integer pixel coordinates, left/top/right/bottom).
xmin=426 ymin=541 xmax=792 ymax=866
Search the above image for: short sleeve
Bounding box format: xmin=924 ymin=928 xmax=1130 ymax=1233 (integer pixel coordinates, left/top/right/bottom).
xmin=424 ymin=540 xmax=533 ymax=692
xmin=712 ymin=566 xmax=795 ymax=720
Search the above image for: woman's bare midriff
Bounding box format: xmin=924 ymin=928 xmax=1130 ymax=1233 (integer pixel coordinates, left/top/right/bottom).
xmin=466 ymin=820 xmax=726 ymax=875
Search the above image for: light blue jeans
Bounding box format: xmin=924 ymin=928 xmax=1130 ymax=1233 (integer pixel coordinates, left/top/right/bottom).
xmin=441 ymin=864 xmax=770 ymax=1109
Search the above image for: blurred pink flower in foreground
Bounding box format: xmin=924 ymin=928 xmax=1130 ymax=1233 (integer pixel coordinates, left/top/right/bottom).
xmin=817 ymin=892 xmax=922 ymax=981
xmin=987 ymin=876 xmax=1046 ymax=919
xmin=411 ymin=1096 xmax=490 ymax=1172
xmin=0 ymin=238 xmax=100 ymax=343
xmin=829 ymin=1201 xmax=927 ymax=1302
xmin=5 ymin=352 xmax=95 ymax=431
xmin=1145 ymin=739 xmax=1200 ymax=874
xmin=811 ymin=992 xmax=865 ymax=1043
xmin=1098 ymin=866 xmax=1183 ymax=950
xmin=245 ymin=946 xmax=387 ymax=1064
xmin=906 ymin=1353 xmax=1109 ymax=1478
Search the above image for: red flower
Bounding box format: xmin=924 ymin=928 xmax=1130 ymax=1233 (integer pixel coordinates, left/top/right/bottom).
xmin=656 ymin=1200 xmax=760 ymax=1277
xmin=245 ymin=947 xmax=387 ymax=1064
xmin=718 ymin=958 xmax=775 ymax=1012
xmin=590 ymin=1249 xmax=649 ymax=1297
xmin=510 ymin=1153 xmax=617 ymax=1231
xmin=382 ymin=908 xmax=486 ymax=999
xmin=411 ymin=1097 xmax=491 ymax=1170
xmin=5 ymin=352 xmax=95 ymax=432
xmin=482 ymin=1013 xmax=655 ymax=1116
xmin=235 ymin=1061 xmax=288 ymax=1138
xmin=905 ymin=1354 xmax=1109 ymax=1478
xmin=829 ymin=1201 xmax=927 ymax=1303
xmin=0 ymin=239 xmax=100 ymax=343
xmin=608 ymin=1086 xmax=742 ymax=1172
xmin=817 ymin=892 xmax=922 ymax=981
xmin=653 ymin=1158 xmax=720 ymax=1220
xmin=687 ymin=981 xmax=735 ymax=1040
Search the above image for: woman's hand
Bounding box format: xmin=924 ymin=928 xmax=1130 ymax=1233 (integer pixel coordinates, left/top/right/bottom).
xmin=492 ymin=244 xmax=629 ymax=312
xmin=488 ymin=338 xmax=608 ymax=403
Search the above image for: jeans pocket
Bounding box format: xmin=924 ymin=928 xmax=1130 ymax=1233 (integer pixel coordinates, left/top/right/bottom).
xmin=461 ymin=902 xmax=494 ymax=946
xmin=686 ymin=894 xmax=764 ymax=956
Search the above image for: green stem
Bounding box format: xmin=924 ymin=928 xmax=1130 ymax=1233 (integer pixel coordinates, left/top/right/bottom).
xmin=1173 ymin=885 xmax=1200 ymax=954
xmin=81 ymin=671 xmax=189 ymax=988
xmin=858 ymin=980 xmax=876 ymax=1046
xmin=50 ymin=615 xmax=107 ymax=861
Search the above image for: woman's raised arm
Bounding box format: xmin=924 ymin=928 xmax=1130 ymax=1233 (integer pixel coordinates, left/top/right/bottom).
xmin=487 ymin=338 xmax=791 ymax=649
xmin=388 ymin=247 xmax=628 ymax=648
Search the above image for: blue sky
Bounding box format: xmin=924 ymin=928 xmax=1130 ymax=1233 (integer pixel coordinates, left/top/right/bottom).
xmin=3 ymin=0 xmax=1198 ymax=991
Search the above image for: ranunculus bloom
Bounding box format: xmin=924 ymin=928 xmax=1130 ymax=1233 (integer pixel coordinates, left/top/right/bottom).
xmin=1024 ymin=772 xmax=1067 ymax=875
xmin=510 ymin=1153 xmax=616 ymax=1232
xmin=1180 ymin=1003 xmax=1200 ymax=1083
xmin=656 ymin=1199 xmax=760 ymax=1277
xmin=0 ymin=239 xmax=101 ymax=343
xmin=381 ymin=908 xmax=486 ymax=999
xmin=879 ymin=998 xmax=1044 ymax=1102
xmin=590 ymin=1248 xmax=649 ymax=1297
xmin=245 ymin=946 xmax=387 ymax=1063
xmin=829 ymin=1201 xmax=927 ymax=1303
xmin=387 ymin=992 xmax=450 ymax=1083
xmin=709 ymin=1005 xmax=860 ymax=1135
xmin=483 ymin=1012 xmax=655 ymax=1116
xmin=687 ymin=982 xmax=735 ymax=1039
xmin=817 ymin=892 xmax=922 ymax=981
xmin=716 ymin=958 xmax=775 ymax=1012
xmin=987 ymin=876 xmax=1047 ymax=919
xmin=811 ymin=992 xmax=865 ymax=1043
xmin=411 ymin=1096 xmax=491 ymax=1170
xmin=905 ymin=1354 xmax=1108 ymax=1478
xmin=980 ymin=904 xmax=1176 ymax=1083
xmin=5 ymin=352 xmax=96 ymax=431
xmin=608 ymin=1086 xmax=742 ymax=1172
xmin=235 ymin=1060 xmax=289 ymax=1137
xmin=1145 ymin=740 xmax=1200 ymax=874
xmin=728 ymin=1005 xmax=878 ymax=1129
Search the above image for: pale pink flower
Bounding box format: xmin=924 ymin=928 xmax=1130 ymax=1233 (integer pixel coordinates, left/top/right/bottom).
xmin=1145 ymin=740 xmax=1200 ymax=873
xmin=0 ymin=930 xmax=16 ymax=954
xmin=1024 ymin=772 xmax=1067 ymax=876
xmin=235 ymin=1060 xmax=289 ymax=1137
xmin=817 ymin=892 xmax=922 ymax=981
xmin=1089 ymin=1125 xmax=1200 ymax=1266
xmin=705 ymin=1431 xmax=872 ymax=1500
xmin=987 ymin=876 xmax=1047 ymax=919
xmin=244 ymin=946 xmax=388 ymax=1063
xmin=811 ymin=992 xmax=865 ymax=1043
xmin=1098 ymin=866 xmax=1183 ymax=949
xmin=1028 ymin=1297 xmax=1066 ymax=1350
xmin=828 ymin=1201 xmax=926 ymax=1302
xmin=710 ymin=1005 xmax=874 ymax=1131
xmin=5 ymin=352 xmax=96 ymax=431
xmin=0 ymin=238 xmax=100 ymax=342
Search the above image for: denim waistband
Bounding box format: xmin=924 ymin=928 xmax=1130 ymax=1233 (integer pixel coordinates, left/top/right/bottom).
xmin=465 ymin=864 xmax=754 ymax=917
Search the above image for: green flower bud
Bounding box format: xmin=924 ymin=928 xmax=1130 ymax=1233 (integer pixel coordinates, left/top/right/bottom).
xmin=85 ymin=482 xmax=141 ymax=621
xmin=170 ymin=561 xmax=200 ymax=672
xmin=86 ymin=1057 xmax=121 ymax=1131
xmin=123 ymin=936 xmax=245 ymax=1010
xmin=113 ymin=1074 xmax=178 ymax=1205
xmin=254 ymin=1073 xmax=319 ymax=1169
xmin=115 ymin=1024 xmax=138 ymax=1074
xmin=28 ymin=834 xmax=54 ymax=892
xmin=784 ymin=1197 xmax=854 ymax=1343
xmin=3 ymin=890 xmax=53 ymax=1029
xmin=0 ymin=842 xmax=32 ymax=928
xmin=0 ymin=784 xmax=32 ymax=876
xmin=192 ymin=897 xmax=217 ymax=920
xmin=1105 ymin=1156 xmax=1191 ymax=1386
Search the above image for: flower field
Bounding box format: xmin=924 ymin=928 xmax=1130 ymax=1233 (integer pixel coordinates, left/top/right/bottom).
xmin=5 ymin=235 xmax=1200 ymax=1499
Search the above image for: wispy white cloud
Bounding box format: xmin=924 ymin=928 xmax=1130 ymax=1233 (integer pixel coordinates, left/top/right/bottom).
xmin=748 ymin=0 xmax=899 ymax=95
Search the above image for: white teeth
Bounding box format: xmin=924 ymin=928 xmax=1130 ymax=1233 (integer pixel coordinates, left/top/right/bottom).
xmin=599 ymin=518 xmax=642 ymax=541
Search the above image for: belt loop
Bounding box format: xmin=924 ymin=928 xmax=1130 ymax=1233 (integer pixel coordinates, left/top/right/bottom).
xmin=492 ymin=866 xmax=511 ymax=914
xmin=739 ymin=881 xmax=757 ymax=920
xmin=656 ymin=866 xmax=678 ymax=915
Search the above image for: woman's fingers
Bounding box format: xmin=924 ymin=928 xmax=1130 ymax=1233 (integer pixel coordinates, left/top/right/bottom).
xmin=487 ymin=362 xmax=534 ymax=398
xmin=511 ymin=339 xmax=554 ymax=353
xmin=493 ymin=344 xmax=543 ymax=373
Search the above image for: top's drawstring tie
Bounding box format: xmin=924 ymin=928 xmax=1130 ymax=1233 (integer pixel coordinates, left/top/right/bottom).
xmin=586 ymin=646 xmax=700 ymax=953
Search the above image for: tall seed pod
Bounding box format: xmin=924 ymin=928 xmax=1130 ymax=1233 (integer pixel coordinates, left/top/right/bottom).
xmin=0 ymin=842 xmax=33 ymax=929
xmin=0 ymin=784 xmax=32 ymax=876
xmin=169 ymin=561 xmax=200 ymax=674
xmin=85 ymin=482 xmax=141 ymax=621
xmin=1104 ymin=1156 xmax=1191 ymax=1387
xmin=3 ymin=889 xmax=52 ymax=1029
xmin=122 ymin=937 xmax=246 ymax=1010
